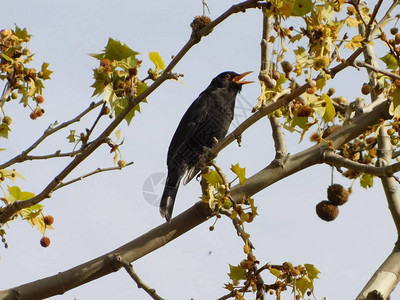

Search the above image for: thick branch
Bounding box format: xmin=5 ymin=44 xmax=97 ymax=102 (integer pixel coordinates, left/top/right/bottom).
xmin=356 ymin=127 xmax=400 ymax=299
xmin=0 ymin=202 xmax=211 ymax=300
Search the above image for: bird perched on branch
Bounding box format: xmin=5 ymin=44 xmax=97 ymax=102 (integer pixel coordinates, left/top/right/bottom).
xmin=160 ymin=71 xmax=252 ymax=222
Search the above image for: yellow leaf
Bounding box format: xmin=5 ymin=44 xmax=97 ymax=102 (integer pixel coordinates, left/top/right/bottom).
xmin=115 ymin=129 xmax=121 ymax=141
xmin=148 ymin=52 xmax=165 ymax=71
xmin=345 ymin=34 xmax=365 ymax=51
xmin=230 ymin=163 xmax=246 ymax=185
xmin=345 ymin=17 xmax=360 ymax=28
xmin=322 ymin=94 xmax=335 ymax=123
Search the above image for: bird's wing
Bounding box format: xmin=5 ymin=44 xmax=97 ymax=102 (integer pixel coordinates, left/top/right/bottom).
xmin=167 ymin=92 xmax=211 ymax=163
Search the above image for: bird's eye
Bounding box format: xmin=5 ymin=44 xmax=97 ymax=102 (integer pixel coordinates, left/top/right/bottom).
xmin=225 ymin=73 xmax=231 ymax=80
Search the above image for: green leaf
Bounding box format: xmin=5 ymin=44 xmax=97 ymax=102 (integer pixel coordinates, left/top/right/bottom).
xmin=201 ymin=170 xmax=223 ymax=187
xmin=270 ymin=268 xmax=282 ymax=278
xmin=291 ymin=0 xmax=313 ymax=16
xmin=7 ymin=186 xmax=35 ymax=203
xmin=228 ymin=264 xmax=246 ymax=281
xmin=230 ymin=163 xmax=246 ymax=185
xmin=322 ymin=94 xmax=335 ymax=123
xmin=90 ymin=38 xmax=139 ymax=61
xmin=380 ymin=53 xmax=398 ymax=70
xmin=291 ymin=115 xmax=308 ymax=129
xmin=67 ymin=130 xmax=76 ymax=143
xmin=304 ymin=264 xmax=320 ymax=280
xmin=0 ymin=124 xmax=11 ymax=139
xmin=360 ymin=173 xmax=374 ymax=189
xmin=294 ymin=46 xmax=313 ymax=68
xmin=113 ymin=96 xmax=141 ymax=125
xmin=149 ymin=52 xmax=165 ymax=71
xmin=296 ymin=275 xmax=313 ymax=296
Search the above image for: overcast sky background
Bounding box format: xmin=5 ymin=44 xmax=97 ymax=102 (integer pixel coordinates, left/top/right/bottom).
xmin=1 ymin=1 xmax=398 ymax=299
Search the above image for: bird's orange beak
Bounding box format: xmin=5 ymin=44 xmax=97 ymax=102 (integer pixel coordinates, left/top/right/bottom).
xmin=232 ymin=71 xmax=253 ymax=85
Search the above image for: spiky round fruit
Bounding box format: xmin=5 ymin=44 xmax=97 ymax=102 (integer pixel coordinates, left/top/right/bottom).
xmin=391 ymin=137 xmax=399 ymax=145
xmin=281 ymin=61 xmax=293 ymax=74
xmin=35 ymin=94 xmax=45 ymax=104
xmin=327 ymin=184 xmax=349 ymax=206
xmin=271 ymin=70 xmax=280 ymax=81
xmin=322 ymin=125 xmax=340 ymax=138
xmin=222 ymin=199 xmax=233 ymax=209
xmin=11 ymin=92 xmax=18 ymax=99
xmin=313 ymin=56 xmax=330 ymax=70
xmin=296 ymin=105 xmax=313 ymax=117
xmin=391 ymin=27 xmax=399 ymax=35
xmin=30 ymin=112 xmax=38 ymax=120
xmin=190 ymin=16 xmax=212 ymax=35
xmin=2 ymin=116 xmax=12 ymax=125
xmin=309 ymin=132 xmax=319 ymax=142
xmin=361 ymin=84 xmax=372 ymax=95
xmin=316 ymin=200 xmax=339 ymax=221
xmin=117 ymin=160 xmax=127 ymax=168
xmin=43 ymin=215 xmax=54 ymax=226
xmin=327 ymin=87 xmax=335 ymax=96
xmin=387 ymin=128 xmax=396 ymax=136
xmin=0 ymin=29 xmax=11 ymax=39
xmin=306 ymin=86 xmax=317 ymax=94
xmin=40 ymin=236 xmax=51 ymax=248
xmin=395 ymin=33 xmax=400 ymax=44
xmin=274 ymin=109 xmax=283 ymax=118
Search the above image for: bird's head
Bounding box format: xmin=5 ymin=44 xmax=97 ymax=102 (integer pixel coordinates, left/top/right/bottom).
xmin=211 ymin=71 xmax=253 ymax=92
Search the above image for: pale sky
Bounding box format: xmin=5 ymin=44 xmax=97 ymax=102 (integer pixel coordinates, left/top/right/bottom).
xmin=1 ymin=1 xmax=397 ymax=299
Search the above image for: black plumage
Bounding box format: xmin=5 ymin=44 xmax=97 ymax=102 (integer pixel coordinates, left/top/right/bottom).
xmin=160 ymin=71 xmax=252 ymax=222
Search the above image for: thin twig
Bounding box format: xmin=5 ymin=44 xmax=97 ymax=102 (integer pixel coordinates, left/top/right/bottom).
xmin=0 ymin=100 xmax=104 ymax=170
xmin=122 ymin=261 xmax=165 ymax=300
xmin=53 ymin=162 xmax=134 ymax=191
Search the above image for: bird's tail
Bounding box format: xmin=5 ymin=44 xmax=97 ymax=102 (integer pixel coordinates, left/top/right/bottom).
xmin=160 ymin=175 xmax=180 ymax=222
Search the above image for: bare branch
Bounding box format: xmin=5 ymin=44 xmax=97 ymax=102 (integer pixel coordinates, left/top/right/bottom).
xmin=356 ymin=127 xmax=400 ymax=299
xmin=355 ymin=61 xmax=400 ymax=81
xmin=270 ymin=117 xmax=287 ymax=159
xmin=122 ymin=261 xmax=165 ymax=300
xmin=322 ymin=151 xmax=400 ymax=177
xmin=53 ymin=162 xmax=134 ymax=191
xmin=0 ymin=100 xmax=104 ymax=170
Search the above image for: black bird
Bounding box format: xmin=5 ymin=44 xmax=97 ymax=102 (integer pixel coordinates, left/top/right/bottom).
xmin=160 ymin=71 xmax=252 ymax=222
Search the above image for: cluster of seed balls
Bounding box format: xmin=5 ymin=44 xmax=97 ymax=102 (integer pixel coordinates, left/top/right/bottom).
xmin=39 ymin=215 xmax=54 ymax=247
xmin=316 ymin=184 xmax=350 ymax=221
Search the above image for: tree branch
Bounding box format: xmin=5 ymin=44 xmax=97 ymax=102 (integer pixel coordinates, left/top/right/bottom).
xmin=53 ymin=162 xmax=134 ymax=192
xmin=0 ymin=100 xmax=104 ymax=170
xmin=356 ymin=127 xmax=400 ymax=299
xmin=0 ymin=202 xmax=211 ymax=300
xmin=322 ymin=151 xmax=400 ymax=177
xmin=121 ymin=260 xmax=165 ymax=300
